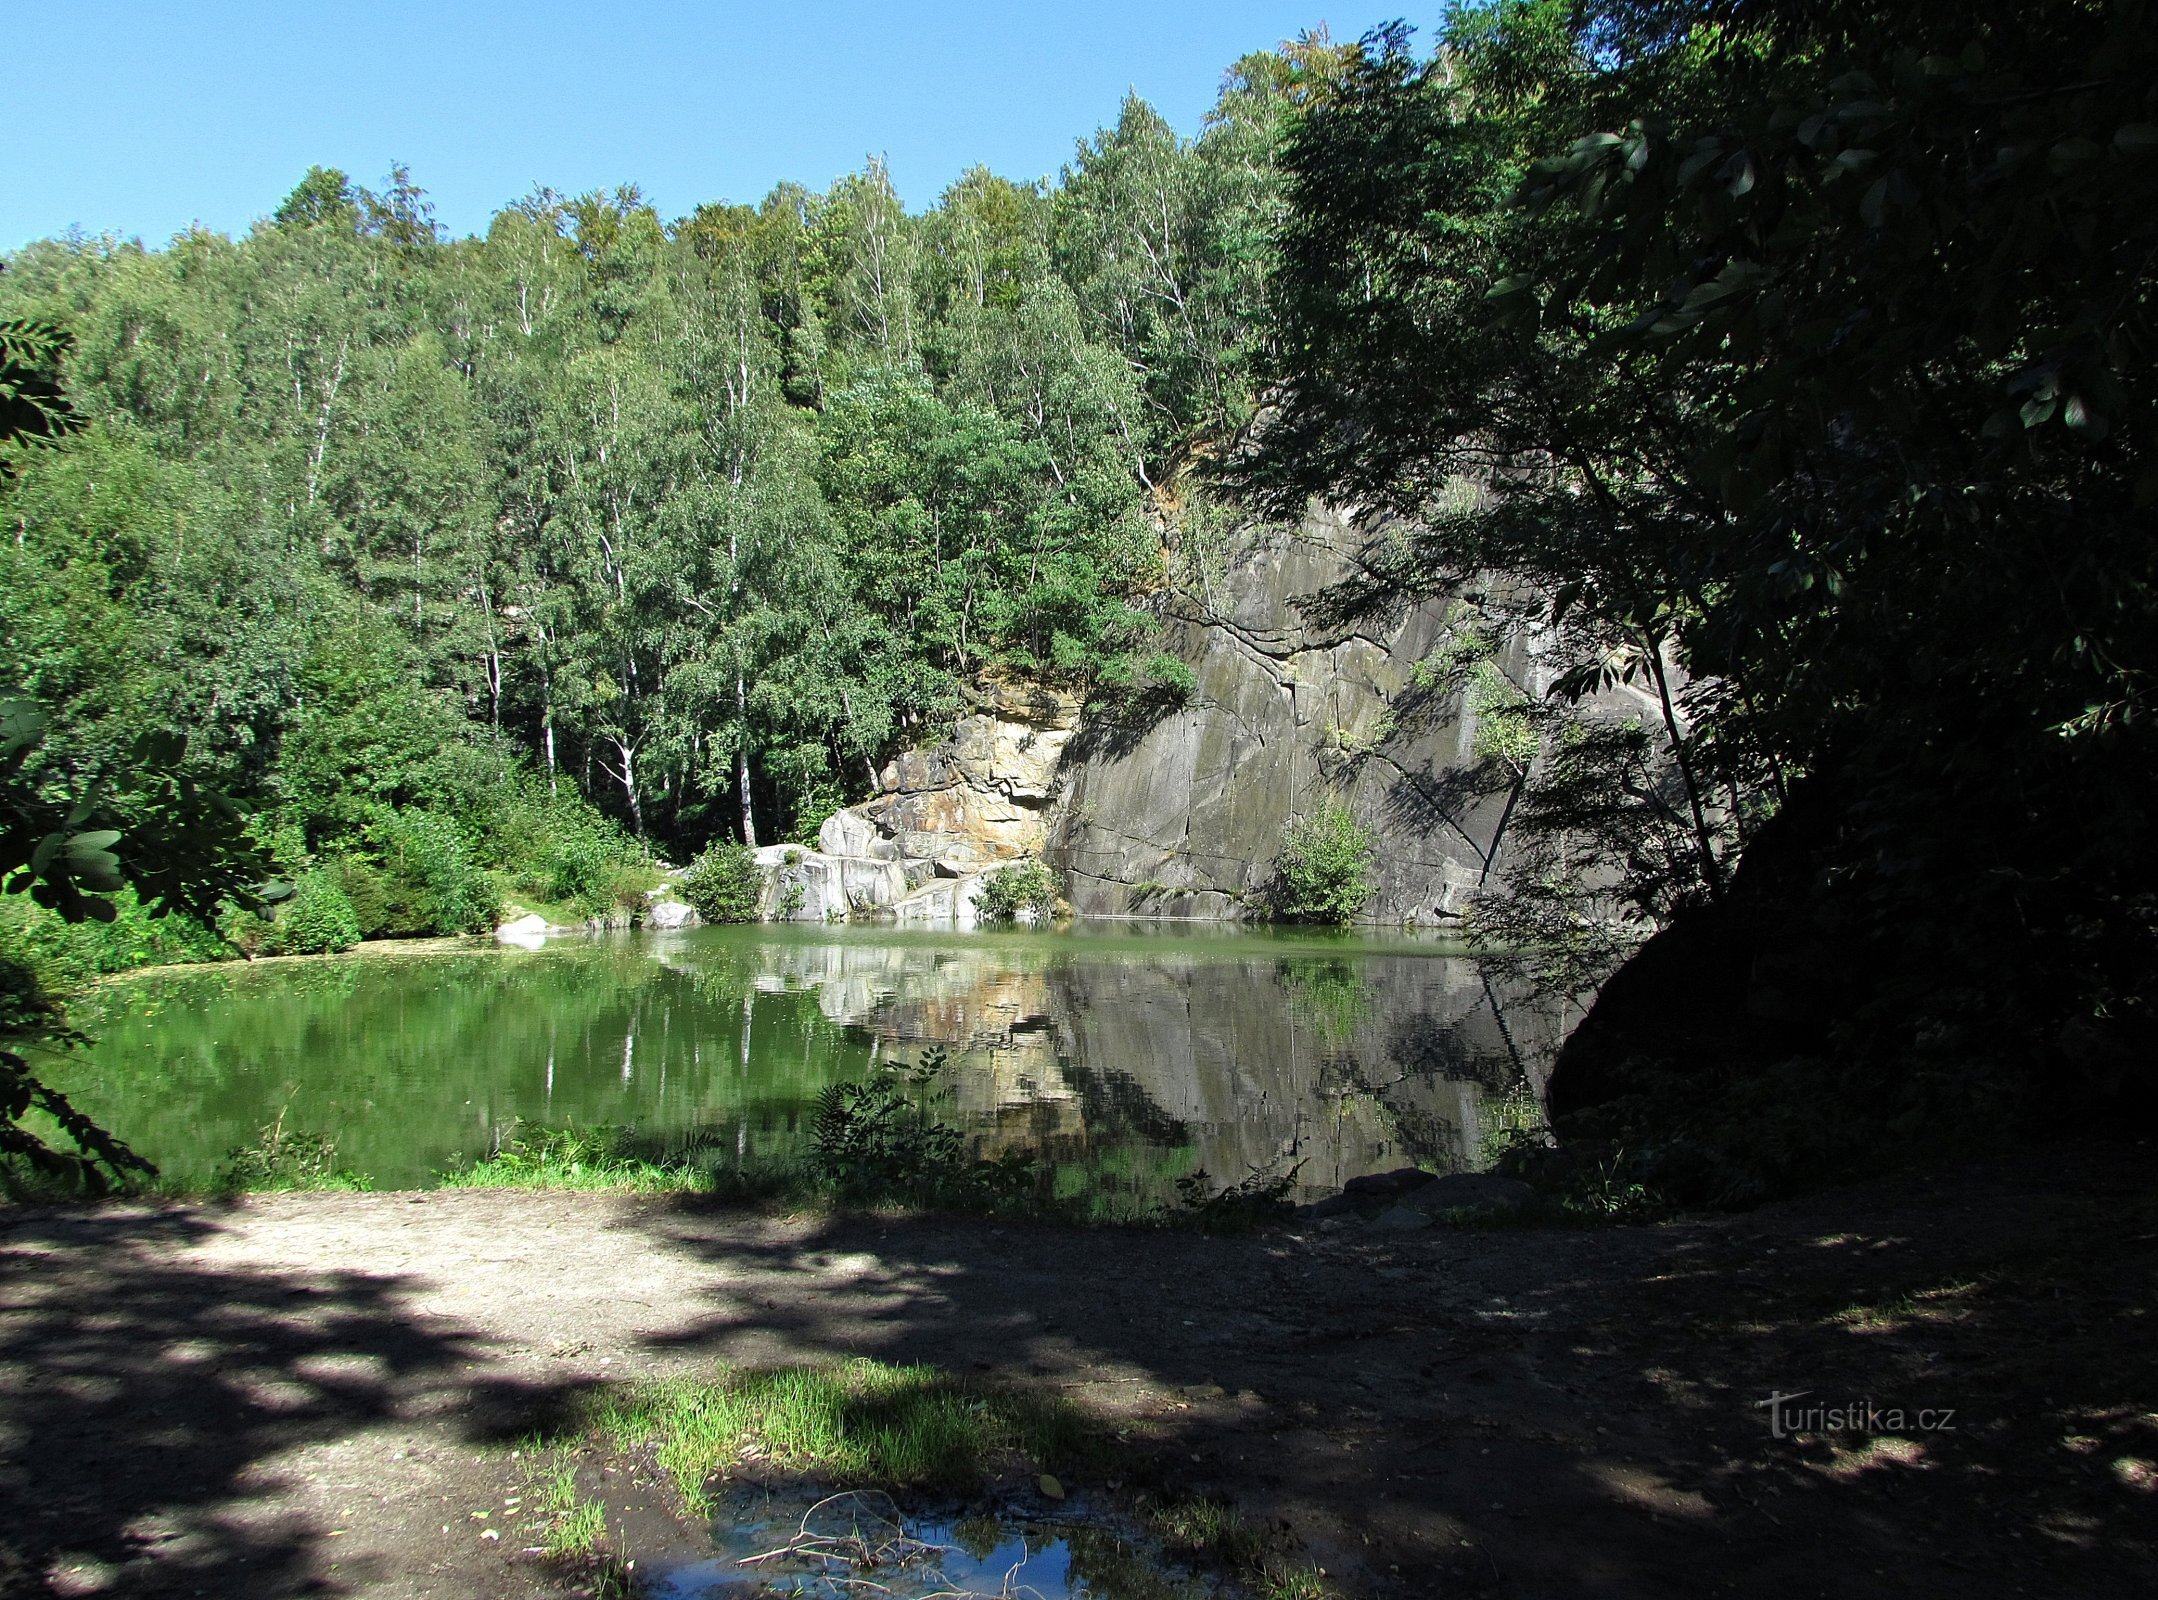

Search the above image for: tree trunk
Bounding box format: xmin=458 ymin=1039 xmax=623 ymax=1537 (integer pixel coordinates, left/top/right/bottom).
xmin=612 ymin=738 xmax=644 ymax=835
xmin=735 ymin=671 xmax=758 ymax=847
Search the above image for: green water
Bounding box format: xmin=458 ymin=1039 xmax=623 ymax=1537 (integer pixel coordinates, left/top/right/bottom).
xmin=51 ymin=924 xmax=1566 ymax=1200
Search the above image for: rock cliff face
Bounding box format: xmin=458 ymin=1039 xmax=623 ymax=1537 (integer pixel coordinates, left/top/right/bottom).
xmin=751 ymin=680 xmax=1081 ymax=925
xmin=762 ymin=503 xmax=1645 ymax=926
xmin=1048 ymin=505 xmax=1543 ymax=925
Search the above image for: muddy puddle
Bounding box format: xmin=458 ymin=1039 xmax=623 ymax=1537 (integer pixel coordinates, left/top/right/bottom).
xmin=644 ymin=1485 xmax=1214 ymax=1599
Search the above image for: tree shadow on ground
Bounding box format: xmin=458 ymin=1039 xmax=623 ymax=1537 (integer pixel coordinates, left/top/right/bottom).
xmin=0 ymin=1205 xmax=567 ymax=1599
xmin=616 ymin=1153 xmax=2158 ymax=1600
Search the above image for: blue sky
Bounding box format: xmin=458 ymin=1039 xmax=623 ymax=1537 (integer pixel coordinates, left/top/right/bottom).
xmin=5 ymin=1 xmax=1422 ymax=251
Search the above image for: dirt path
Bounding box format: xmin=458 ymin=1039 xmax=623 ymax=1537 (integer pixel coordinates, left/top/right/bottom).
xmin=4 ymin=1154 xmax=2155 ymax=1599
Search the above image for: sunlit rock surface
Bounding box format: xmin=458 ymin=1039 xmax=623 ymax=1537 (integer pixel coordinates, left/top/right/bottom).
xmin=754 ymin=680 xmax=1083 ymax=925
xmin=1049 ymin=504 xmax=1551 ymax=926
xmin=759 ymin=504 xmax=1662 ymax=928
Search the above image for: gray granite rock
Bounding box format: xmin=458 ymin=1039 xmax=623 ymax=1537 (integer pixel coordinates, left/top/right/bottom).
xmin=1047 ymin=501 xmax=1663 ymax=924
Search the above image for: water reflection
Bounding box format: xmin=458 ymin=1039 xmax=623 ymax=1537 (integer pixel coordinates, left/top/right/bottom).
xmin=649 ymin=1484 xmax=1204 ymax=1599
xmin=60 ymin=927 xmax=1569 ymax=1199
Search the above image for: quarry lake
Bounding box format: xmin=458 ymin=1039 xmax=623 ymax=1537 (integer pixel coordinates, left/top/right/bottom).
xmin=57 ymin=926 xmax=1570 ymax=1203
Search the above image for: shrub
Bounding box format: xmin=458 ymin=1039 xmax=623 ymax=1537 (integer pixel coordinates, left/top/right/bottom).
xmin=214 ymin=1105 xmax=364 ymax=1191
xmin=808 ymin=1050 xmax=1036 ymax=1208
xmin=361 ymin=806 xmax=498 ymax=934
xmin=975 ymin=857 xmax=1059 ymax=923
xmin=1 ymin=887 xmax=231 ymax=991
xmin=1088 ymin=648 xmax=1197 ymax=723
xmin=333 ymin=858 xmax=392 ymax=935
xmin=1268 ymin=801 xmax=1376 ymax=925
xmin=266 ymin=871 xmax=361 ymax=954
xmin=1138 ymin=649 xmax=1197 ymax=704
xmin=679 ymin=841 xmax=764 ymax=924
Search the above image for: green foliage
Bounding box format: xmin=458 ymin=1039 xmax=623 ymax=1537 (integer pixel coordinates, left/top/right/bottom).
xmin=0 ymin=36 xmax=1350 ymax=871
xmin=261 ymin=870 xmax=362 ymax=955
xmin=1 ymin=887 xmax=230 ymax=991
xmin=1250 ymin=2 xmax=2158 ymax=1130
xmin=590 ymin=1360 xmax=1093 ymax=1515
xmin=3 ymin=697 xmax=279 ymax=930
xmin=1089 ymin=648 xmax=1198 ymax=726
xmin=974 ymin=857 xmax=1060 ymax=923
xmin=679 ymin=841 xmax=764 ymax=924
xmin=807 ymin=1050 xmax=1038 ymax=1208
xmin=1 ymin=678 xmax=266 ymax=1191
xmin=0 ymin=318 xmax=74 ymax=448
xmin=1174 ymin=1162 xmax=1302 ymax=1232
xmin=213 ymin=1105 xmax=365 ymax=1193
xmin=1468 ymin=661 xmax=1538 ymax=769
xmin=358 ymin=807 xmax=498 ymax=935
xmin=1266 ymin=801 xmax=1376 ymax=925
xmin=450 ymin=1124 xmax=711 ymax=1193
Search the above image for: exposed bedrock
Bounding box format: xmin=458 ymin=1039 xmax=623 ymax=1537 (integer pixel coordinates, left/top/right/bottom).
xmin=751 ymin=679 xmax=1082 ymax=925
xmin=1050 ymin=505 xmax=1551 ymax=925
xmin=769 ymin=503 xmax=1650 ymax=927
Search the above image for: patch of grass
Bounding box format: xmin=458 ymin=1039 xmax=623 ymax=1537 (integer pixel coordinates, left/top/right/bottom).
xmin=446 ymin=1124 xmax=716 ymax=1193
xmin=1149 ymin=1497 xmax=1335 ymax=1600
xmin=543 ymin=1488 xmax=606 ymax=1558
xmin=512 ymin=1451 xmax=630 ymax=1594
xmin=591 ymin=1360 xmax=1096 ymax=1517
xmin=1261 ymin=1571 xmax=1338 ymax=1600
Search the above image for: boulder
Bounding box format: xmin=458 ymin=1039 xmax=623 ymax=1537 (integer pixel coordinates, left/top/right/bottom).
xmin=644 ymin=900 xmax=697 ymax=930
xmin=890 ymin=873 xmax=993 ymax=927
xmin=1294 ymin=1193 xmax=1359 ymax=1221
xmin=1343 ymin=1167 xmax=1435 ymax=1200
xmin=1400 ymin=1172 xmax=1539 ymax=1218
xmin=837 ymin=856 xmax=911 ymax=909
xmin=495 ymin=912 xmax=550 ymax=949
xmin=1372 ymin=1204 xmax=1434 ymax=1232
xmin=818 ymin=808 xmax=894 ymax=861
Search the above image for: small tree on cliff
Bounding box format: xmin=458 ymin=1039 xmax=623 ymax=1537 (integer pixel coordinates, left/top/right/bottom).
xmin=1267 ymin=801 xmax=1376 ymax=925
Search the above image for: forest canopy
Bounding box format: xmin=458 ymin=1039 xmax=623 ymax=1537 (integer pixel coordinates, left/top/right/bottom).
xmin=0 ymin=37 xmax=1352 ymax=962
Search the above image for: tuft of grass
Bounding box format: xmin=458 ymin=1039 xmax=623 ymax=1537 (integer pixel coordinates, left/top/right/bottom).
xmin=1150 ymin=1498 xmax=1335 ymax=1600
xmin=1261 ymin=1572 xmax=1337 ymax=1600
xmin=591 ymin=1360 xmax=1095 ymax=1517
xmin=522 ymin=1455 xmax=604 ymax=1553
xmin=447 ymin=1124 xmax=714 ymax=1193
xmin=544 ymin=1494 xmax=606 ymax=1559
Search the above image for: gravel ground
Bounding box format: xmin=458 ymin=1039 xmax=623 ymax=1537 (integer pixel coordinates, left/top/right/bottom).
xmin=4 ymin=1151 xmax=2155 ymax=1599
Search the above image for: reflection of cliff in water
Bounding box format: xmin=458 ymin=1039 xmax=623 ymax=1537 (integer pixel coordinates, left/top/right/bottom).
xmin=714 ymin=937 xmax=1570 ymax=1196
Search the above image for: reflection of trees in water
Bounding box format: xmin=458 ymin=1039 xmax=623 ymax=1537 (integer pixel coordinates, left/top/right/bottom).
xmin=71 ymin=946 xmax=870 ymax=1183
xmin=1276 ymin=958 xmax=1372 ymax=1055
xmin=73 ymin=934 xmax=1579 ymax=1197
xmin=1052 ymin=1061 xmax=1191 ymax=1148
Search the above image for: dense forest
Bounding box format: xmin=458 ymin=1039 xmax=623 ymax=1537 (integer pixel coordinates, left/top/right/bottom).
xmin=1 ymin=35 xmax=1351 ymax=977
